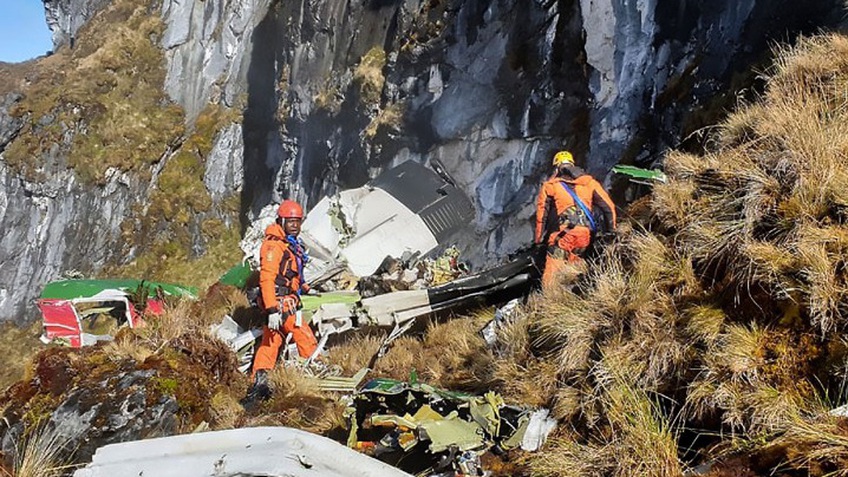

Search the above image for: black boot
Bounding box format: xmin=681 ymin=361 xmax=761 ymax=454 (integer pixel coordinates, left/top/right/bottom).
xmin=241 ymin=370 xmax=271 ymax=409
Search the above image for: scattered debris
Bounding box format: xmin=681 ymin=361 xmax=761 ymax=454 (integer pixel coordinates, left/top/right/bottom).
xmin=830 ymin=404 xmax=848 ymax=417
xmin=611 ymin=164 xmax=668 ymax=185
xmin=73 ymin=427 xmax=413 ymax=477
xmin=313 ymin=367 xmax=370 ymax=392
xmin=240 ymin=161 xmax=474 ymax=284
xmin=311 ymin=252 xmax=538 ymax=343
xmin=38 ymin=279 xmax=196 ymax=347
xmin=210 ymin=315 xmax=262 ymax=373
xmin=346 ymin=378 xmax=556 ymax=476
xmin=480 ymin=298 xmax=521 ymax=347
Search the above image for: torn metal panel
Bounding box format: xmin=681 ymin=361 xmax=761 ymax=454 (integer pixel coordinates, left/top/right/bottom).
xmin=308 ymin=188 xmax=439 ymax=278
xmin=38 ymin=279 xmax=196 ymax=348
xmin=480 ymin=298 xmax=522 ymax=347
xmin=73 ymin=427 xmax=413 ymax=477
xmin=312 ymin=368 xmax=369 ymax=392
xmin=521 ymin=409 xmax=558 ymax=452
xmin=359 ymin=290 xmax=430 ymax=326
xmin=211 ymin=315 xmax=262 ymax=373
xmin=40 ymin=279 xmax=197 ymax=300
xmin=298 ymin=161 xmax=473 ymax=281
xmin=418 ymin=418 xmax=486 ymax=453
xmin=369 ymin=160 xmax=474 ymax=243
xmin=347 ymin=378 xmax=555 ymax=475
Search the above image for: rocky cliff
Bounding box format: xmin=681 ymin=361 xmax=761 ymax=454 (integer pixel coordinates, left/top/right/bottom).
xmin=0 ymin=0 xmax=842 ymax=323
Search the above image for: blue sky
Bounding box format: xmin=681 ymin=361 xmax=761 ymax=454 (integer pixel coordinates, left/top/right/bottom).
xmin=0 ymin=0 xmax=53 ymax=63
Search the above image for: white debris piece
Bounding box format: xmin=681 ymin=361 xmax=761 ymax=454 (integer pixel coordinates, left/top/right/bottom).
xmin=73 ymin=427 xmax=413 ymax=477
xmin=302 ymin=188 xmax=438 ymax=278
xmin=211 ymin=315 xmax=262 ymax=373
xmin=521 ymin=408 xmax=558 ymax=452
xmin=481 ymin=298 xmax=521 ymax=346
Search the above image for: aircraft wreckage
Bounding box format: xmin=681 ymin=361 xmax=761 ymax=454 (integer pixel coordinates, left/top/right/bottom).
xmin=38 ymin=160 xmax=538 ymax=351
xmin=237 ymin=160 xmax=539 ymax=342
xmin=38 ymin=161 xmax=672 ymax=476
xmin=41 ymin=160 xmax=554 ymax=476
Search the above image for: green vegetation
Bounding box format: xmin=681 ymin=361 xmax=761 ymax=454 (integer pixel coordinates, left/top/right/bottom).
xmin=3 ymin=0 xmax=184 ymax=184
xmin=3 ymin=11 xmax=848 ymax=477
xmin=110 ymin=104 xmax=243 ymax=288
xmin=353 ymin=47 xmax=387 ymax=106
xmin=0 ymin=322 xmax=43 ymax=391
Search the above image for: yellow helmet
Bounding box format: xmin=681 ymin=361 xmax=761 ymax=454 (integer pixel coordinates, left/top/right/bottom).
xmin=552 ymin=150 xmax=574 ymax=167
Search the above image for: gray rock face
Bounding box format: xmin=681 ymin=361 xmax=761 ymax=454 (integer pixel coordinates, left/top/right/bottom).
xmin=0 ymin=158 xmax=139 ymax=323
xmin=42 ymin=0 xmax=112 ymax=49
xmin=0 ymin=369 xmax=179 ymax=465
xmin=0 ymin=94 xmax=23 ymax=148
xmin=160 ymin=0 xmax=273 ymax=122
xmin=222 ymin=0 xmax=842 ymax=264
xmin=579 ymin=0 xmax=842 ymax=175
xmin=204 ymin=122 xmax=244 ymax=203
xmin=0 ymin=0 xmax=841 ymax=323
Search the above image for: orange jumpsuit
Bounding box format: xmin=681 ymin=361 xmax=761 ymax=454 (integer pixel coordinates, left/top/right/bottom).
xmin=251 ymin=223 xmax=317 ymax=376
xmin=535 ymin=172 xmax=616 ymax=289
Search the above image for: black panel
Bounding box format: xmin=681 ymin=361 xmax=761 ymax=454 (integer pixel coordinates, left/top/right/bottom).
xmin=370 ymin=161 xmax=474 ymax=242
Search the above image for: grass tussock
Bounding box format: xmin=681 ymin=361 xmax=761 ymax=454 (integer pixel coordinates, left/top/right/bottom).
xmin=0 ymin=322 xmax=44 ymax=392
xmin=510 ymin=33 xmax=848 ymax=476
xmin=530 ymin=356 xmax=682 ymax=477
xmin=244 ymin=366 xmax=346 ymax=434
xmin=327 ymin=310 xmax=497 ymax=393
xmin=653 ymin=33 xmax=848 ymax=334
xmin=4 ymin=423 xmax=74 ymax=477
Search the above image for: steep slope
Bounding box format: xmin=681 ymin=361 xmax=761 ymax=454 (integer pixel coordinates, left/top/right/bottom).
xmin=500 ymin=33 xmax=848 ymax=476
xmin=0 ymin=0 xmax=243 ymax=325
xmin=5 ymin=33 xmax=848 ymax=477
xmin=1 ymin=0 xmax=841 ymax=325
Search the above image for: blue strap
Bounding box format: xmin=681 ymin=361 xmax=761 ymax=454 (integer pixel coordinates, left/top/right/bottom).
xmin=285 ymin=235 xmax=308 ymax=296
xmin=560 ymin=182 xmax=596 ymax=232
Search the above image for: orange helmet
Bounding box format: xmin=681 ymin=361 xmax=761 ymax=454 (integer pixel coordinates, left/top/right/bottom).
xmin=277 ymin=200 xmax=304 ymax=219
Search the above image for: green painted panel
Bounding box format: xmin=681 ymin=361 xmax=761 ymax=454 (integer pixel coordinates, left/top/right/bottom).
xmin=218 ymin=260 xmax=253 ymax=288
xmin=612 ymin=165 xmax=667 ymax=182
xmin=40 ymin=279 xmax=197 ymax=300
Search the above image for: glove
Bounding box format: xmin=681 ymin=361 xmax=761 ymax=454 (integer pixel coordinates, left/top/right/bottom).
xmin=268 ymin=311 xmax=283 ymax=331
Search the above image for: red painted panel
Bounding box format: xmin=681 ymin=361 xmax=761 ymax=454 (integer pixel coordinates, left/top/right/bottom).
xmin=38 ymin=299 xmax=82 ymax=347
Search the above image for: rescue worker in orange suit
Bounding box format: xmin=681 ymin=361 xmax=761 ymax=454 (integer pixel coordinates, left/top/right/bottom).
xmin=246 ymin=199 xmax=318 ymax=401
xmin=535 ymin=151 xmax=616 ymax=289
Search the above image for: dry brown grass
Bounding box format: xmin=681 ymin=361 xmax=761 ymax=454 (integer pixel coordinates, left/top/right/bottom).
xmin=653 ymin=34 xmax=848 ymax=334
xmin=778 ymin=413 xmax=848 ymax=476
xmin=531 ymin=354 xmax=683 ymax=477
xmin=3 ymin=0 xmax=185 ymax=184
xmin=363 ymin=102 xmax=405 ymax=138
xmin=4 ymin=424 xmax=74 ymax=477
xmin=243 ymin=365 xmax=346 ymax=434
xmin=353 ymin=47 xmax=387 ymax=106
xmin=209 ymin=391 xmax=244 ymax=430
xmin=0 ymin=322 xmax=44 ymax=392
xmin=326 ymin=310 xmax=496 ymax=393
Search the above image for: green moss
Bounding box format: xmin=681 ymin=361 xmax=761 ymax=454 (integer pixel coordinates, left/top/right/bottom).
xmin=153 ymin=377 xmax=179 ymax=396
xmin=21 ymin=393 xmax=60 ymax=426
xmin=103 ymin=103 xmax=242 ymax=287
